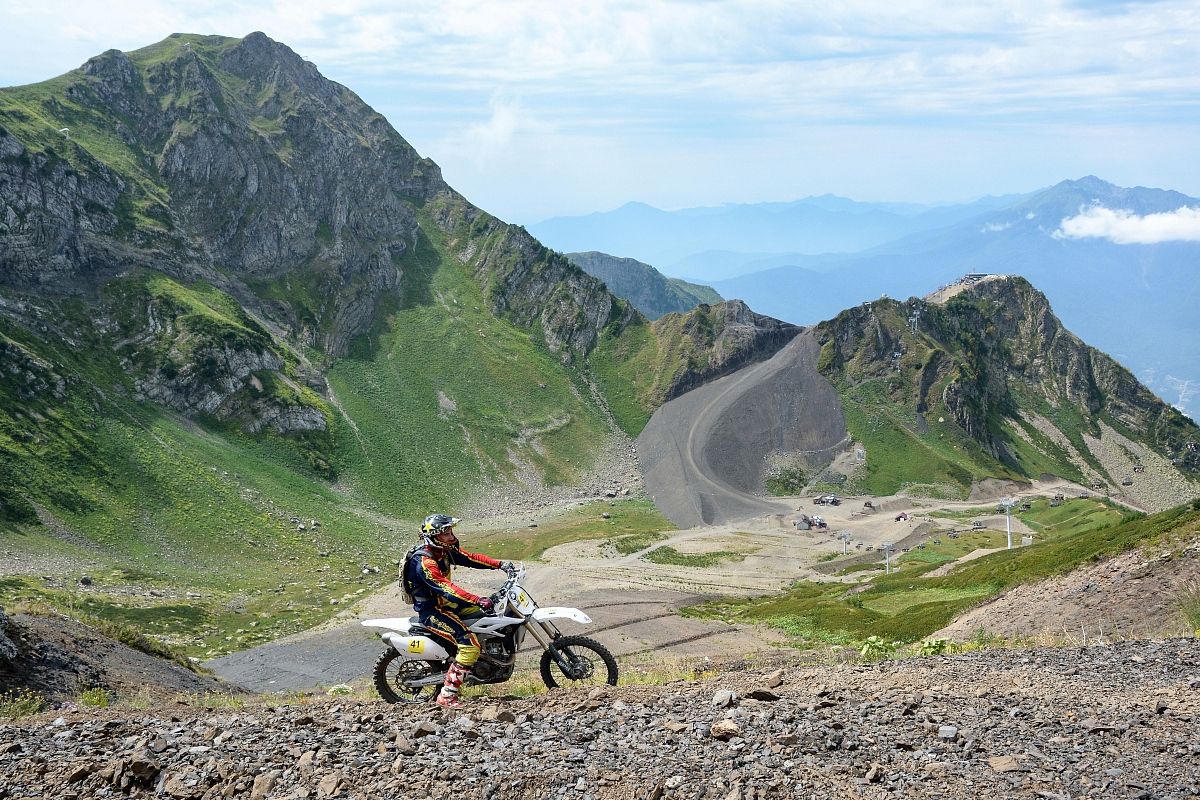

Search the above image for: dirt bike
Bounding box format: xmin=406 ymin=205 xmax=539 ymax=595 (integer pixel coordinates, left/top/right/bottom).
xmin=363 ymin=563 xmax=618 ymax=703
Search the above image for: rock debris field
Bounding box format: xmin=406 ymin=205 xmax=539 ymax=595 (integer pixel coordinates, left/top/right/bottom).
xmin=2 ymin=639 xmax=1199 ymax=800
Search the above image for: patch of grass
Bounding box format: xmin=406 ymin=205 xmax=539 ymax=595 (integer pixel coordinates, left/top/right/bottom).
xmin=0 ymin=688 xmax=45 ymax=720
xmin=607 ymin=530 xmax=670 ymax=556
xmin=186 ymin=691 xmax=248 ymax=710
xmin=641 ymin=546 xmax=747 ymax=567
xmin=474 ymin=500 xmax=673 ymax=562
xmin=837 ymin=563 xmax=884 ymax=576
xmin=765 ymin=467 xmax=807 ymax=496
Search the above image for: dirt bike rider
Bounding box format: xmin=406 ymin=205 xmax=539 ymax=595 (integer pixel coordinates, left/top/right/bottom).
xmin=403 ymin=514 xmax=515 ymax=709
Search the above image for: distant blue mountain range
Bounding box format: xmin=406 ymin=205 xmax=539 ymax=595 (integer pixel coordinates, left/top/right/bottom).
xmin=530 ymin=194 xmax=1021 ymax=276
xmin=534 ymin=178 xmax=1200 ymax=416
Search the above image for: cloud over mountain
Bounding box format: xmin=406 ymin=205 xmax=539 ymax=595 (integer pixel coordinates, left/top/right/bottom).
xmin=1054 ymin=205 xmax=1200 ymax=244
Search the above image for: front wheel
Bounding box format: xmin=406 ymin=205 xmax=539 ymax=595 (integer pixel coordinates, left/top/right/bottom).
xmin=373 ymin=649 xmax=441 ymax=704
xmin=540 ymin=635 xmax=619 ymax=689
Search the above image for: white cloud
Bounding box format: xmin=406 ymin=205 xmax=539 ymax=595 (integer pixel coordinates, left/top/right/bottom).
xmin=981 ymin=221 xmax=1013 ymax=233
xmin=1053 ymin=205 xmax=1200 ymax=244
xmin=457 ymin=95 xmax=523 ymax=166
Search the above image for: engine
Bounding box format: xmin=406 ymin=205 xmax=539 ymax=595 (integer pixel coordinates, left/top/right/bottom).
xmin=472 ymin=639 xmax=516 ymax=683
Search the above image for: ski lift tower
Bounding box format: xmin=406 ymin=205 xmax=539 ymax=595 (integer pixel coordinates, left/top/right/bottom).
xmin=838 ymin=530 xmax=852 ymax=555
xmin=880 ymin=542 xmax=895 ymax=574
xmin=999 ymin=497 xmax=1017 ymax=549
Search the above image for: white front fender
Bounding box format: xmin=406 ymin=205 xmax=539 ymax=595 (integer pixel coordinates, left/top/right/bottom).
xmin=532 ymin=607 xmax=592 ymax=624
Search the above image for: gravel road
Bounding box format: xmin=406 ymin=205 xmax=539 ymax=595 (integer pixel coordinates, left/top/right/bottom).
xmin=637 ymin=332 xmax=848 ymax=528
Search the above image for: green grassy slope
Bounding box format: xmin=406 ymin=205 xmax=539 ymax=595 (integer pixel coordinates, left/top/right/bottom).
xmin=591 ymin=303 xmax=759 ymax=436
xmin=688 ymin=499 xmax=1190 ymax=646
xmin=324 ymin=215 xmax=611 ymax=516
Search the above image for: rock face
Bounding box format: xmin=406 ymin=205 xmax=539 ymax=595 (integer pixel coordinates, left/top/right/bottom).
xmin=110 ymin=278 xmax=328 ymax=436
xmin=0 ymin=332 xmax=67 ymax=401
xmin=0 ymin=607 xmax=17 ymax=665
xmin=1 ymin=640 xmax=1198 ymax=799
xmin=0 ymin=129 xmax=129 ymax=289
xmin=813 ymin=276 xmax=1200 ymax=489
xmin=0 ymin=32 xmax=619 ymax=363
xmin=567 ymin=250 xmax=722 ymax=320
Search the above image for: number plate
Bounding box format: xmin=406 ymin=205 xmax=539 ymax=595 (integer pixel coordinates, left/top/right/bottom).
xmin=511 ymin=588 xmax=535 ymax=614
xmin=407 ymin=638 xmax=425 ymax=654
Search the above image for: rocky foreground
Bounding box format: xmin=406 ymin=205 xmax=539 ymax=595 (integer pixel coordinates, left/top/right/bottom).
xmin=2 ymin=640 xmax=1199 ymax=800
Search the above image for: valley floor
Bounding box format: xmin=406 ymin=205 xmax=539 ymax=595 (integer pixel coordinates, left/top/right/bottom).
xmin=3 ymin=639 xmax=1198 ymax=799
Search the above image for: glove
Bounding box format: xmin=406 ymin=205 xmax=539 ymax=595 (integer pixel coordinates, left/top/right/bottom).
xmin=477 ymin=596 xmax=495 ymax=613
xmin=500 ymin=561 xmax=517 ymax=577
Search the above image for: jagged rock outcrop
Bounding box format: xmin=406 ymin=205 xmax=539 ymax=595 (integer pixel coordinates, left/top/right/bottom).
xmin=0 ymin=130 xmax=128 ymax=288
xmin=111 ymin=277 xmax=329 ymax=437
xmin=659 ymin=300 xmax=800 ymax=401
xmin=0 ymin=332 xmax=66 ymax=400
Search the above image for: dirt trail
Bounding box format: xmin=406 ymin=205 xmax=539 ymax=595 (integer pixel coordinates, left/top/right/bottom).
xmin=636 ymin=332 xmax=848 ymax=528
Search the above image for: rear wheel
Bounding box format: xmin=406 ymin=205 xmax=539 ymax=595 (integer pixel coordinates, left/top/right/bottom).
xmin=539 ymin=635 xmax=619 ymax=689
xmin=373 ymin=650 xmax=441 ymax=704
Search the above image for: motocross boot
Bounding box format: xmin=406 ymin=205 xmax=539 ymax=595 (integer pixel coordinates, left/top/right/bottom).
xmin=435 ymin=662 xmax=470 ymax=709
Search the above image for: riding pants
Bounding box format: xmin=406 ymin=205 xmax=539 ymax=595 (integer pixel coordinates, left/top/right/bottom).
xmin=422 ymin=609 xmax=481 ymax=667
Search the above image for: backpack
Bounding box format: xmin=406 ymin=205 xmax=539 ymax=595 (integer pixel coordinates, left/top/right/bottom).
xmin=399 ymin=544 xmax=433 ymax=606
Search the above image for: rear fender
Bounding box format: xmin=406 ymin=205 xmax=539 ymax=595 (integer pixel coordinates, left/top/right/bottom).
xmin=361 ymin=618 xmax=414 ymax=633
xmin=382 ymin=632 xmax=450 ymax=661
xmin=532 ymin=607 xmax=591 ymax=625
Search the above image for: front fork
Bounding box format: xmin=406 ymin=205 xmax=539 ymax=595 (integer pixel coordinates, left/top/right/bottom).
xmin=522 ymin=618 xmax=585 ymax=677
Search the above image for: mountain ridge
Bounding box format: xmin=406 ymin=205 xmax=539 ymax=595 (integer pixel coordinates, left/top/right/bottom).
xmin=565 ymin=251 xmax=721 ymax=320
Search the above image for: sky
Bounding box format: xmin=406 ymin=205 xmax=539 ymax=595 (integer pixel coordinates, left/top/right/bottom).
xmin=2 ymin=1 xmax=1198 ymax=224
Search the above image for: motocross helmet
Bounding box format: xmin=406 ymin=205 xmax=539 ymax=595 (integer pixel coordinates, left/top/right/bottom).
xmin=420 ymin=513 xmax=461 ymax=549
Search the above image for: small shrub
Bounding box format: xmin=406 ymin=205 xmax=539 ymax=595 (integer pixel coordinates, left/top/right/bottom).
xmin=78 ymin=687 xmax=110 ymax=708
xmin=0 ymin=688 xmax=45 ymax=720
xmin=919 ymin=637 xmax=954 ymax=656
xmin=859 ymin=635 xmax=898 ymax=660
xmin=326 ymin=683 xmax=353 ymax=697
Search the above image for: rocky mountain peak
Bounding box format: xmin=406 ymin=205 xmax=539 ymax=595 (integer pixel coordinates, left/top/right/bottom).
xmin=814 ymin=273 xmax=1199 ymax=495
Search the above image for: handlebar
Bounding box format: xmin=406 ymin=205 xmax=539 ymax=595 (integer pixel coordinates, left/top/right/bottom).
xmin=487 ymin=562 xmax=526 ymax=612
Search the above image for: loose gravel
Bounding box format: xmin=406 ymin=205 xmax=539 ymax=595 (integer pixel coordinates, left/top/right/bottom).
xmin=3 ymin=639 xmax=1198 ymax=799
